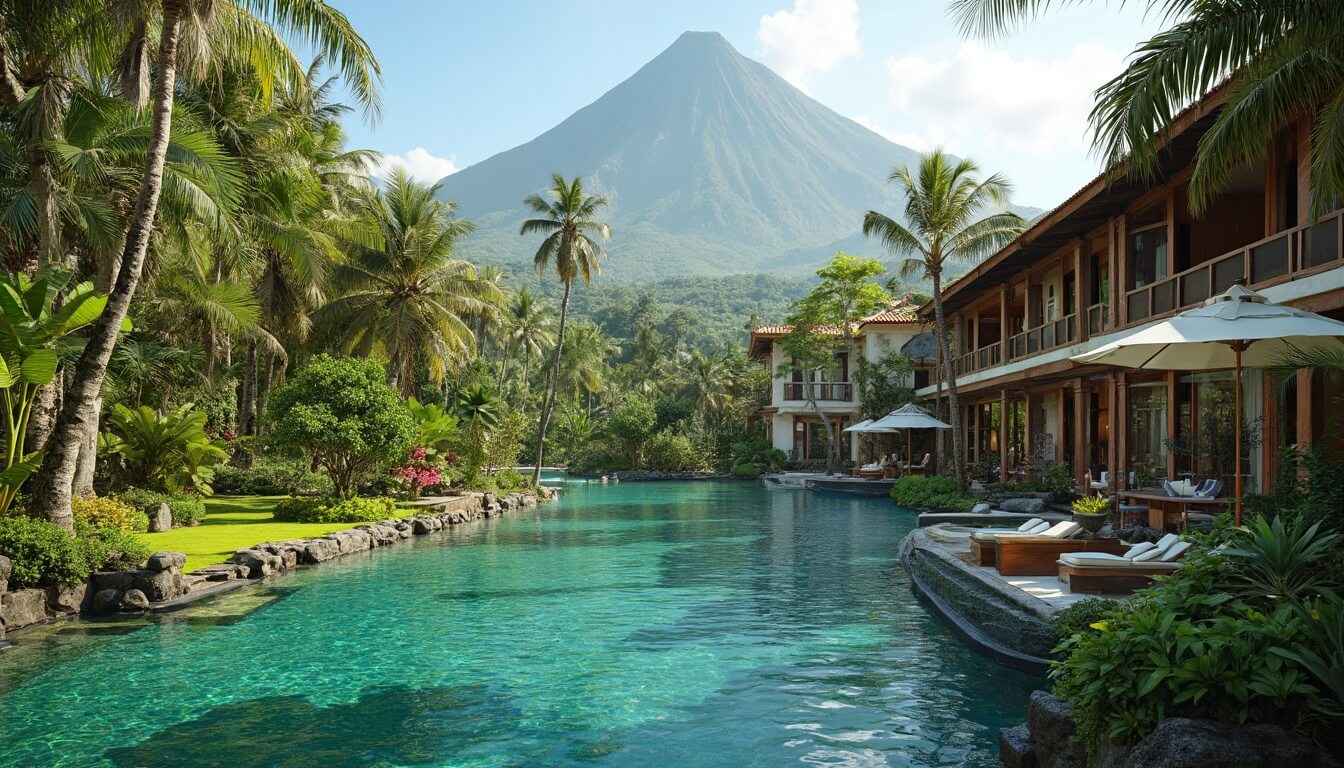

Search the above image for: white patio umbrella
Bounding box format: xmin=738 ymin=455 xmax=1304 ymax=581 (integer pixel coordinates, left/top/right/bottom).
xmin=1072 ymin=282 xmax=1344 ymax=523
xmin=868 ymin=403 xmax=952 ymax=474
xmin=842 ymin=419 xmax=877 ymax=433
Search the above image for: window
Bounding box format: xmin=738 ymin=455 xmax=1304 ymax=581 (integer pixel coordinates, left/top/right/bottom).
xmin=1128 ymin=381 xmax=1168 ymax=477
xmin=1130 ymin=225 xmax=1168 ymax=289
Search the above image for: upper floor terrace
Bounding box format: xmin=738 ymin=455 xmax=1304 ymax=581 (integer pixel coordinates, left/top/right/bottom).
xmin=924 ymin=102 xmax=1344 ymax=388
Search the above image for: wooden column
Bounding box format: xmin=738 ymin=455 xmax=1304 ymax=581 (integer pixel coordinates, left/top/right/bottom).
xmin=1296 ymin=368 xmax=1314 ymax=448
xmin=1261 ymin=371 xmax=1279 ymax=491
xmin=999 ymin=388 xmax=1009 ymax=483
xmin=999 ymin=284 xmax=1010 ymax=361
xmin=1073 ymin=378 xmax=1089 ymax=487
xmin=1076 ymin=240 xmax=1091 ymax=343
xmin=1114 ymin=214 xmax=1128 ymax=327
xmin=1116 ymin=373 xmax=1129 ymax=491
xmin=1166 ymin=371 xmax=1179 ymax=480
xmin=1165 ymin=187 xmax=1178 ymax=277
xmin=1056 ymin=386 xmax=1068 ymax=470
xmin=1296 ymin=117 xmax=1312 ymax=227
xmin=1024 ymin=392 xmax=1035 ymax=468
xmin=1106 ymin=373 xmax=1119 ymax=488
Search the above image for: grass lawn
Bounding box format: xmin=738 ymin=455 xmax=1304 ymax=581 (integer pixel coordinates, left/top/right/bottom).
xmin=134 ymin=496 xmax=398 ymax=573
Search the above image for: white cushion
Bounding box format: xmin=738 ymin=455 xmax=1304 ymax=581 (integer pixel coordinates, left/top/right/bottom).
xmin=1059 ymin=552 xmax=1129 ymax=566
xmin=1123 ymin=541 xmax=1157 ymax=559
xmin=1016 ymin=517 xmax=1045 ymax=532
xmin=1161 ymin=541 xmax=1192 ymax=562
xmin=1171 ymin=480 xmax=1195 ymax=497
xmin=1039 ymin=521 xmax=1082 ymax=538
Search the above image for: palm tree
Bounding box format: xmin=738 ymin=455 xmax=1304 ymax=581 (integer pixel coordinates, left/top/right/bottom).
xmin=520 ymin=173 xmax=610 ymax=484
xmin=951 ymin=0 xmax=1344 ymax=214
xmin=317 ymin=169 xmax=501 ymax=396
xmin=683 ymin=347 xmax=731 ymax=424
xmin=560 ymin=321 xmax=617 ymax=414
xmin=502 ymin=289 xmax=556 ymax=403
xmin=863 ymin=149 xmax=1025 ymax=490
xmin=31 ymin=0 xmax=380 ymax=530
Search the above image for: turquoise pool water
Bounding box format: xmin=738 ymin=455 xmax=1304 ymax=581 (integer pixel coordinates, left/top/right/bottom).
xmin=0 ymin=482 xmax=1039 ymax=767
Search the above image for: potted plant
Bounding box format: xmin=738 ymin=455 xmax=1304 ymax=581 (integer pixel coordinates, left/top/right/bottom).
xmin=1071 ymin=493 xmax=1111 ymax=533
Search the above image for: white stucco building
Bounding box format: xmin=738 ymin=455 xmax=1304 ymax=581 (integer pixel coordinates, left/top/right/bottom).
xmin=747 ymin=301 xmax=935 ymax=463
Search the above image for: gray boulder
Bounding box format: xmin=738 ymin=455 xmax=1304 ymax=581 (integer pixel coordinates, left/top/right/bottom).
xmin=0 ymin=588 xmax=47 ymax=629
xmin=1124 ymin=718 xmax=1343 ymax=768
xmin=1028 ymin=691 xmax=1086 ymax=768
xmin=299 ymin=538 xmax=338 ymax=564
xmin=120 ymin=589 xmax=151 ymax=611
xmin=971 ymin=502 xmax=993 ymax=514
xmin=146 ymin=551 xmax=187 ymax=572
xmin=1000 ymin=723 xmax=1039 ymax=768
xmin=133 ymin=569 xmax=182 ymax=602
xmin=92 ymin=588 xmax=122 ymax=613
xmin=233 ymin=549 xmax=281 ymax=578
xmin=1001 ymin=497 xmax=1048 ymax=515
xmin=192 ymin=564 xmax=243 ymax=582
xmin=147 ymin=502 xmax=174 ymax=532
xmin=0 ymin=553 xmax=11 ymax=594
xmin=44 ymin=583 xmax=89 ymax=613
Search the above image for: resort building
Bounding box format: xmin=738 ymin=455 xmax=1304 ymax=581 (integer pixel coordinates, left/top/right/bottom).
xmin=748 ymin=301 xmax=936 ymax=462
xmin=918 ymin=84 xmax=1344 ymax=494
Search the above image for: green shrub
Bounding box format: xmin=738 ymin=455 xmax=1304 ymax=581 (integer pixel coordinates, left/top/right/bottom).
xmin=1052 ymin=532 xmax=1344 ymax=753
xmin=1040 ymin=462 xmax=1076 ymax=503
xmin=116 ymin=488 xmax=207 ymax=527
xmin=268 ymin=355 xmax=415 ymax=499
xmin=271 ymin=496 xmax=399 ymax=524
xmin=71 ymin=495 xmax=149 ymax=532
xmin=1051 ymin=597 xmax=1123 ymax=639
xmin=730 ymin=437 xmax=786 ymax=472
xmin=101 ymin=404 xmax=228 ymax=494
xmin=732 ymin=462 xmax=762 ymax=478
xmin=212 ymin=456 xmax=333 ymax=496
xmin=891 ymin=475 xmax=977 ymax=512
xmin=78 ymin=524 xmax=152 ymax=572
xmin=0 ymin=517 xmax=96 ymax=586
xmin=644 ymin=430 xmax=707 ymax=472
xmin=492 ymin=469 xmax=527 ymax=493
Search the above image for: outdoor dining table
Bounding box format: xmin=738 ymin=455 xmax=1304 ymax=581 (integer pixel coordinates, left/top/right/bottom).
xmin=1119 ymin=490 xmax=1229 ymax=531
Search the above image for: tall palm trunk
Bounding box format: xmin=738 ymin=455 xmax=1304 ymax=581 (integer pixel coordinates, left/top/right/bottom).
xmin=24 ymin=148 xmax=65 ymax=453
xmin=930 ymin=269 xmax=966 ymax=492
xmin=32 ymin=0 xmax=184 ymax=532
xmin=239 ymin=339 xmax=259 ymax=436
xmin=532 ymin=281 xmax=570 ymax=484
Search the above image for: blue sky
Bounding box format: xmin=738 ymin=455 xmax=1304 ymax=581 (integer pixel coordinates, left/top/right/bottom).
xmin=329 ymin=0 xmax=1166 ymax=209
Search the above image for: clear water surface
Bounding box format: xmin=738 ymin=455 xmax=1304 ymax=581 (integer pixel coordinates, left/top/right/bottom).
xmin=0 ymin=481 xmax=1039 ymax=767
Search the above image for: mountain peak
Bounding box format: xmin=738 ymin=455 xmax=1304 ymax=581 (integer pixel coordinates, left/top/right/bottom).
xmin=668 ymin=30 xmax=735 ymax=52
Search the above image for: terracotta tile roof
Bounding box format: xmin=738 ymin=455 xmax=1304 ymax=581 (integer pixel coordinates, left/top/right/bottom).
xmin=751 ymin=325 xmax=794 ymax=335
xmin=859 ymin=298 xmax=921 ymax=325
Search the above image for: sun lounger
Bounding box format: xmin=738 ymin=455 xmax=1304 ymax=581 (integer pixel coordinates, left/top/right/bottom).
xmin=991 ymin=523 xmax=1127 ymax=576
xmin=970 ymin=520 xmax=1075 ymax=566
xmin=1057 ymin=536 xmax=1192 ymax=593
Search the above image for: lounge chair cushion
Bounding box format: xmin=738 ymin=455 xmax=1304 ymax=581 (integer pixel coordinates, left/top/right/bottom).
xmin=1016 ymin=517 xmax=1045 ymax=532
xmin=1160 ymin=541 xmax=1192 ymax=562
xmin=972 ymin=522 xmax=1048 ymax=541
xmin=1058 ymin=552 xmax=1130 ymax=566
xmin=1123 ymin=541 xmax=1157 ymax=559
xmin=1059 ymin=554 xmax=1182 ymax=570
xmin=1038 ymin=521 xmax=1082 ymax=538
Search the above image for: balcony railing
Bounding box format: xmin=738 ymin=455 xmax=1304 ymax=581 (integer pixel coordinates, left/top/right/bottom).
xmin=1125 ymin=208 xmax=1344 ymax=324
xmin=1008 ymin=313 xmax=1078 ymax=360
xmin=952 ymin=342 xmax=1001 ymax=376
xmin=783 ymin=382 xmax=853 ymax=401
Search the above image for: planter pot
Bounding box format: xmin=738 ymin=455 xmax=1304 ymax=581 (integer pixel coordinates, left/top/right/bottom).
xmin=1072 ymin=511 xmax=1110 ymax=534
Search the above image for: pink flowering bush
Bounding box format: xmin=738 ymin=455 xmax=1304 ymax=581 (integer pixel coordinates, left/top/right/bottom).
xmin=389 ymin=447 xmax=447 ymax=498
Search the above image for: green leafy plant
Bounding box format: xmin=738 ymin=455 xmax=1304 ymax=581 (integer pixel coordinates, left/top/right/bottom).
xmin=406 ymin=397 xmax=458 ymax=458
xmin=891 ymin=475 xmax=978 ymax=512
xmin=1223 ymin=516 xmax=1342 ymax=600
xmin=115 ymin=488 xmax=206 ymax=527
xmin=0 ymin=267 xmax=116 ymax=515
xmin=211 ymin=455 xmax=333 ymax=497
xmin=644 ymin=430 xmax=708 ymax=472
xmin=0 ymin=517 xmax=97 ymax=586
xmin=272 ymin=495 xmax=399 ymax=524
xmin=101 ymin=405 xmax=228 ymax=494
xmin=71 ymin=495 xmax=148 ymax=532
xmin=77 ymin=523 xmax=152 ymax=573
xmin=1271 ymin=593 xmax=1344 ymax=718
xmin=1052 ymin=597 xmax=1124 ymax=639
xmin=268 ymin=356 xmax=416 ymax=499
xmin=1040 ymin=462 xmax=1076 ymax=503
xmin=1071 ymin=494 xmax=1110 ymax=516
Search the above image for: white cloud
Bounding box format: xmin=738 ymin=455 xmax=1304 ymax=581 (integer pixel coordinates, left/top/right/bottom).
xmin=884 ymin=42 xmax=1122 ymax=154
xmin=370 ymin=147 xmax=459 ymax=183
xmin=758 ymin=0 xmax=861 ymax=91
xmin=854 ymin=115 xmax=943 ymax=151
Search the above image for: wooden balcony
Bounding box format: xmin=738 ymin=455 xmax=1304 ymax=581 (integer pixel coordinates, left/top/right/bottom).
xmin=1126 ymin=208 xmax=1344 ymax=324
xmin=1008 ymin=314 xmax=1078 ymax=360
xmin=783 ymin=382 xmax=853 ymax=401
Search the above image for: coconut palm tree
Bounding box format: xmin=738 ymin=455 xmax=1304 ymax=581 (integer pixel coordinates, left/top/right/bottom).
xmin=950 ymin=0 xmax=1344 ymax=214
xmin=560 ymin=321 xmax=617 ymax=413
xmin=31 ymin=0 xmax=380 ymax=530
xmin=863 ymin=149 xmax=1025 ymax=490
xmin=317 ymin=169 xmax=500 ymax=397
xmin=520 ymin=173 xmax=610 ymax=484
xmin=501 ymin=289 xmax=556 ymax=402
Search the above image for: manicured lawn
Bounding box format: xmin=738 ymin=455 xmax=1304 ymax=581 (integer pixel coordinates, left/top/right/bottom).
xmin=134 ymin=496 xmax=393 ymax=572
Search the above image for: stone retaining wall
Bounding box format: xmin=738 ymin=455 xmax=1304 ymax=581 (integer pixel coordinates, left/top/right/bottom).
xmin=900 ymin=528 xmax=1060 ymax=665
xmin=0 ymin=489 xmax=549 ymax=644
